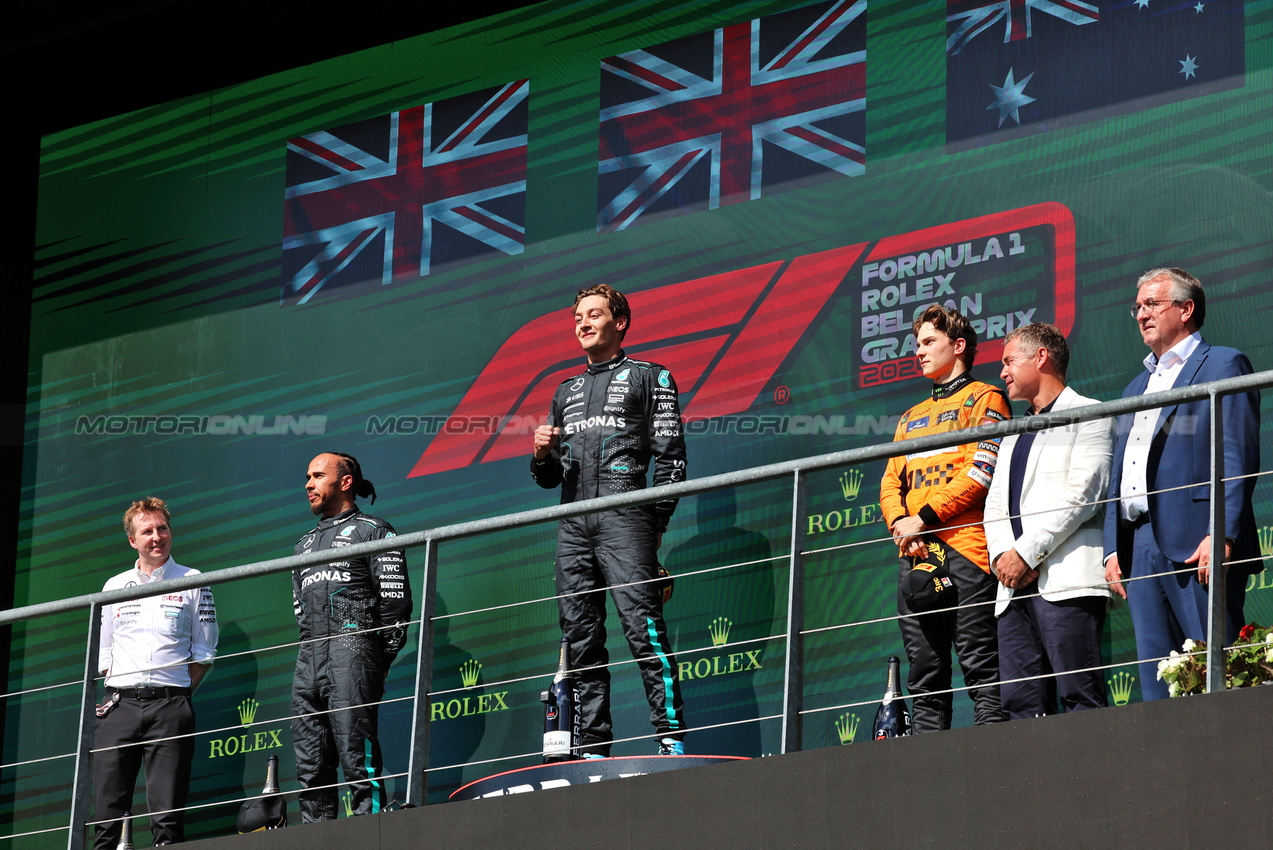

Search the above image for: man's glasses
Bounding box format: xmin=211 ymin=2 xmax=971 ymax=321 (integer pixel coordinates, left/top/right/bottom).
xmin=1129 ymin=299 xmax=1181 ymax=319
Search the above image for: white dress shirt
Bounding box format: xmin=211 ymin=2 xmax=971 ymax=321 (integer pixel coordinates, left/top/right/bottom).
xmin=99 ymin=557 xmax=218 ymax=688
xmin=1120 ymin=332 xmax=1202 ymax=521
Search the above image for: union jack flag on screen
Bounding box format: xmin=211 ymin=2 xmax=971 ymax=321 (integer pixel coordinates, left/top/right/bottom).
xmin=946 ymin=0 xmax=1099 ymax=56
xmin=281 ymin=80 xmax=529 ymax=305
xmin=597 ymin=0 xmax=866 ymax=233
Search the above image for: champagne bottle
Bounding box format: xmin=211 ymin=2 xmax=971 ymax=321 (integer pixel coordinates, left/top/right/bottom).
xmin=263 ymin=753 xmax=280 ymax=795
xmin=541 ymin=636 xmax=581 ymax=762
xmin=115 ymin=813 xmax=133 ymax=850
xmin=872 ymin=655 xmax=912 ymax=739
xmin=236 ymin=754 xmax=287 ymax=832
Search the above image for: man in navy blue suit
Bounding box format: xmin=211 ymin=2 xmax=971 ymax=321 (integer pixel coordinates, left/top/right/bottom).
xmin=1103 ymin=267 xmax=1261 ymax=701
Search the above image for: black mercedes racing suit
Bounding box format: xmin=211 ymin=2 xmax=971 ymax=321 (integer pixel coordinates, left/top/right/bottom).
xmin=531 ymin=351 xmax=688 ymax=755
xmin=291 ymin=507 xmax=411 ymax=821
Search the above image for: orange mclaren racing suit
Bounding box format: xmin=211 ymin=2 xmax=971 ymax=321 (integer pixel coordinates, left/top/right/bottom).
xmin=879 ymin=371 xmax=1010 ymax=731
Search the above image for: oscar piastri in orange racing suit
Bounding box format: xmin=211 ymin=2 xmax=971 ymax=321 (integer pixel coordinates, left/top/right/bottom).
xmin=880 ymin=371 xmax=1010 ymax=731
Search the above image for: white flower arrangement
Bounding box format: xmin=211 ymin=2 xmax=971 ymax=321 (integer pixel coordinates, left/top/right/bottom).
xmin=1155 ymin=623 xmax=1273 ymax=696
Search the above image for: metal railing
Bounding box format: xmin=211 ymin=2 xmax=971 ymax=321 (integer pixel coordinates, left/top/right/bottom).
xmin=0 ymin=367 xmax=1268 ymax=849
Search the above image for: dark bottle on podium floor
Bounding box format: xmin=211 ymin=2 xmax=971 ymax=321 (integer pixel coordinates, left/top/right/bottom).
xmin=236 ymin=754 xmax=287 ymax=832
xmin=541 ymin=636 xmax=581 ymax=762
xmin=873 ymin=655 xmax=912 ymax=739
xmin=115 ymin=813 xmax=133 ymax=850
xmin=259 ymin=753 xmax=285 ymax=826
xmin=263 ymin=753 xmax=281 ymax=794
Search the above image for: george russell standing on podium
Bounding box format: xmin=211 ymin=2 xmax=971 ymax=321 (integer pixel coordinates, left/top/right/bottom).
xmin=530 ymin=284 xmax=688 ymax=757
xmin=1103 ymin=267 xmax=1261 ymax=701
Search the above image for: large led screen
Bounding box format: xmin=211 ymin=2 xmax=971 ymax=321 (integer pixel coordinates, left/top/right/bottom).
xmin=7 ymin=0 xmax=1273 ymax=843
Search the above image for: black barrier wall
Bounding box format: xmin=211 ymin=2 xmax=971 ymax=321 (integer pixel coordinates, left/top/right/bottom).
xmin=189 ymin=685 xmax=1273 ymax=850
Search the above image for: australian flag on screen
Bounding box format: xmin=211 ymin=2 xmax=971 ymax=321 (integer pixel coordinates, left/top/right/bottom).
xmin=597 ymin=0 xmax=866 ymax=233
xmin=947 ymin=0 xmax=1244 ymax=146
xmin=281 ymin=81 xmax=528 ymax=305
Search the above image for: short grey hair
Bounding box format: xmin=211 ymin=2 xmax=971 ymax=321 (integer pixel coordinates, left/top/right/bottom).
xmin=1004 ymin=323 xmax=1070 ymax=380
xmin=1136 ymin=267 xmax=1205 ymax=329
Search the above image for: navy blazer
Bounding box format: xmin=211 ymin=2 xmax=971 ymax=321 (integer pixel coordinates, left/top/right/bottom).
xmin=1103 ymin=340 xmax=1261 ymax=574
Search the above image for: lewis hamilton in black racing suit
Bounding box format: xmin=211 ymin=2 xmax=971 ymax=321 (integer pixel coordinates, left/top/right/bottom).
xmin=531 ymin=283 xmax=688 ymax=757
xmin=292 ymin=451 xmax=412 ymax=820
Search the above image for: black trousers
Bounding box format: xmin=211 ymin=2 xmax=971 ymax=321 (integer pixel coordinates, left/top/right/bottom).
xmin=92 ymin=695 xmax=195 ymax=849
xmin=556 ymin=507 xmax=685 ymax=755
xmin=291 ymin=645 xmax=386 ymax=821
xmin=998 ymin=584 xmax=1108 ymax=718
xmin=896 ymin=548 xmax=1006 ymax=732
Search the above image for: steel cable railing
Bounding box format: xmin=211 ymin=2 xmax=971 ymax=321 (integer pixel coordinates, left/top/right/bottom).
xmin=432 ymin=632 xmax=778 ymax=700
xmin=86 ymin=695 xmax=414 ymax=758
xmin=400 ymin=452 xmax=1270 ymax=757
xmin=427 ymin=547 xmax=790 ymax=696
xmin=84 ymin=770 xmax=412 ymax=828
xmin=433 ymin=551 xmax=786 ymax=623
xmin=0 ymin=619 xmax=428 ymax=765
xmin=0 ymin=752 xmax=77 ymax=772
xmin=802 ymin=624 xmax=1273 ymax=724
xmin=799 ymin=465 xmax=1273 ymax=642
xmin=805 ymin=656 xmax=1155 ymax=720
xmin=77 ymin=631 xmax=779 ymax=771
xmin=0 ymin=616 xmax=429 ymax=843
xmin=431 ymin=712 xmax=793 ymax=777
xmin=0 ymin=368 xmax=1268 ymax=849
xmin=0 ymin=544 xmax=794 ymax=841
xmin=804 ymin=465 xmax=1273 ymax=560
xmin=0 ymin=681 xmax=82 ymax=702
xmin=5 ymin=768 xmax=418 ymax=844
xmin=796 ymin=431 xmax=1272 ymax=733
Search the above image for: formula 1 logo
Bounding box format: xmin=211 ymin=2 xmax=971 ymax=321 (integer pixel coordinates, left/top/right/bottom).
xmin=408 ymin=243 xmax=868 ymax=477
xmin=407 ymin=202 xmax=1075 ymax=478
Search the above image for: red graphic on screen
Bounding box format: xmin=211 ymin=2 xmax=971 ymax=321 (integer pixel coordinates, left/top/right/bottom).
xmin=407 ymin=244 xmax=867 ymax=478
xmin=408 ymin=202 xmax=1076 ymax=478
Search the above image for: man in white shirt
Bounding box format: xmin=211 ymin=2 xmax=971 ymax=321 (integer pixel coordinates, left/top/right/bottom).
xmin=93 ymin=498 xmax=218 ymax=848
xmin=1102 ymin=268 xmax=1260 ymax=701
